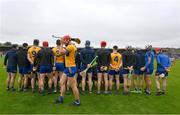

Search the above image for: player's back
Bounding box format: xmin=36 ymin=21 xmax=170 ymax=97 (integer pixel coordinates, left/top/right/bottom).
xmin=52 ymin=47 xmax=64 ymax=63
xmin=96 ymin=48 xmax=110 ymax=66
xmin=80 ymin=47 xmax=95 ymax=65
xmin=28 ymin=46 xmax=41 ymax=62
xmin=110 ymin=52 xmax=122 ymax=69
xmin=16 ymin=48 xmax=30 ymax=68
xmin=122 ymin=50 xmax=136 ymax=67
xmin=4 ymin=49 xmax=17 ymax=66
xmin=65 ymin=44 xmax=77 ymax=67
xmin=37 ymin=47 xmax=54 ymax=66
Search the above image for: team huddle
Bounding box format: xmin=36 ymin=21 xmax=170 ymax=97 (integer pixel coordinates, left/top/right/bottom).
xmin=4 ymin=35 xmax=171 ymax=106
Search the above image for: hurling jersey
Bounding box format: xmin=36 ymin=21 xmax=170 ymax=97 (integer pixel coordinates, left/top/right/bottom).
xmin=28 ymin=46 xmax=41 ymax=62
xmin=65 ymin=44 xmax=77 ymax=67
xmin=110 ymin=52 xmax=122 ymax=70
xmin=52 ymin=47 xmax=64 ymax=63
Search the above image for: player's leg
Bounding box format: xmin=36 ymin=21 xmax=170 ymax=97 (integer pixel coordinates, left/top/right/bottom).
xmin=60 ymin=73 xmax=67 ymax=97
xmin=81 ymin=72 xmax=86 ymax=93
xmin=39 ymin=73 xmax=45 ymax=95
xmin=104 ymin=73 xmax=109 ymax=94
xmin=138 ymin=75 xmax=144 ymax=93
xmin=115 ymin=75 xmax=120 ymax=94
xmin=97 ymin=73 xmax=102 ymax=94
xmin=87 ymin=73 xmax=93 ymax=94
xmin=69 ymin=76 xmax=80 ymax=106
xmin=10 ymin=73 xmax=16 ymax=91
xmin=37 ymin=72 xmax=41 ymax=93
xmin=53 ymin=71 xmax=58 ymax=93
xmin=127 ymin=75 xmax=131 ymax=93
xmin=66 ymin=79 xmax=70 ymax=95
xmin=123 ymin=75 xmax=129 ymax=95
xmin=108 ymin=74 xmax=114 ymax=94
xmin=47 ymin=73 xmax=53 ymax=94
xmin=31 ymin=73 xmax=36 ymax=93
xmin=58 ymin=71 xmax=63 ymax=89
xmin=23 ymin=74 xmax=28 ymax=92
xmin=155 ymin=74 xmax=161 ymax=95
xmin=75 ymin=73 xmax=78 ymax=86
xmin=55 ymin=73 xmax=67 ymax=103
xmin=6 ymin=73 xmax=11 ymax=90
xmin=18 ymin=74 xmax=23 ymax=91
xmin=132 ymin=74 xmax=138 ymax=91
xmin=144 ymin=75 xmax=151 ymax=95
xmin=162 ymin=76 xmax=167 ymax=95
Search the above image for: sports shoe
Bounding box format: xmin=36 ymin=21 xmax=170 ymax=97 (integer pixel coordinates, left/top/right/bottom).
xmin=115 ymin=90 xmax=120 ymax=95
xmin=161 ymin=91 xmax=165 ymax=95
xmin=156 ymin=91 xmax=162 ymax=96
xmin=137 ymin=89 xmax=142 ymax=94
xmin=48 ymin=88 xmax=52 ymax=94
xmin=96 ymin=91 xmax=101 ymax=95
xmin=6 ymin=87 xmax=10 ymax=91
xmin=123 ymin=91 xmax=130 ymax=95
xmin=104 ymin=91 xmax=109 ymax=95
xmin=53 ymin=89 xmax=57 ymax=93
xmin=23 ymin=88 xmax=28 ymax=92
xmin=131 ymin=89 xmax=139 ymax=93
xmin=69 ymin=100 xmax=80 ymax=106
xmin=11 ymin=88 xmax=16 ymax=92
xmin=18 ymin=88 xmax=23 ymax=92
xmin=40 ymin=90 xmax=45 ymax=96
xmin=108 ymin=91 xmax=112 ymax=94
xmin=145 ymin=89 xmax=151 ymax=95
xmin=81 ymin=91 xmax=86 ymax=95
xmin=55 ymin=96 xmax=64 ymax=104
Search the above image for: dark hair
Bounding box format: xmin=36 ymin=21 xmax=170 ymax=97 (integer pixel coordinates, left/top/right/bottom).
xmin=56 ymin=39 xmax=61 ymax=46
xmin=85 ymin=40 xmax=90 ymax=47
xmin=113 ymin=45 xmax=118 ymax=50
xmin=23 ymin=43 xmax=28 ymax=48
xmin=126 ymin=45 xmax=132 ymax=50
xmin=33 ymin=39 xmax=39 ymax=46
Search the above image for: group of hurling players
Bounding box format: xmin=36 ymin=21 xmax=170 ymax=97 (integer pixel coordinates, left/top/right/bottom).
xmin=3 ymin=35 xmax=171 ymax=106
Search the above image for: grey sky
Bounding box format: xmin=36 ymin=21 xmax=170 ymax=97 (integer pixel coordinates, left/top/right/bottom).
xmin=0 ymin=0 xmax=180 ymax=48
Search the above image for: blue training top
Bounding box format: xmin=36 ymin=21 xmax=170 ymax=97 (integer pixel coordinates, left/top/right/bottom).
xmin=145 ymin=51 xmax=154 ymax=70
xmin=4 ymin=49 xmax=17 ymax=67
xmin=156 ymin=53 xmax=171 ymax=72
xmin=80 ymin=47 xmax=95 ymax=65
xmin=134 ymin=51 xmax=145 ymax=70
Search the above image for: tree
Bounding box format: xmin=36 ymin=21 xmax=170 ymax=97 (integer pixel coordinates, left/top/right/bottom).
xmin=3 ymin=42 xmax=12 ymax=46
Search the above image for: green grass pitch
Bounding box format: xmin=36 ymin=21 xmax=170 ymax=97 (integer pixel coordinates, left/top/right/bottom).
xmin=0 ymin=57 xmax=180 ymax=114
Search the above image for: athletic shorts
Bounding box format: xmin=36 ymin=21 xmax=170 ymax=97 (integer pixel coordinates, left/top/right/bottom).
xmin=97 ymin=67 xmax=108 ymax=73
xmin=55 ymin=63 xmax=64 ymax=72
xmin=29 ymin=64 xmax=39 ymax=73
xmin=134 ymin=69 xmax=144 ymax=75
xmin=108 ymin=70 xmax=120 ymax=75
xmin=155 ymin=71 xmax=168 ymax=77
xmin=39 ymin=65 xmax=52 ymax=74
xmin=64 ymin=67 xmax=77 ymax=77
xmin=119 ymin=69 xmax=123 ymax=77
xmin=144 ymin=68 xmax=153 ymax=75
xmin=122 ymin=69 xmax=130 ymax=75
xmin=7 ymin=65 xmax=17 ymax=73
xmin=80 ymin=64 xmax=93 ymax=73
xmin=29 ymin=64 xmax=33 ymax=71
xmin=19 ymin=67 xmax=30 ymax=74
